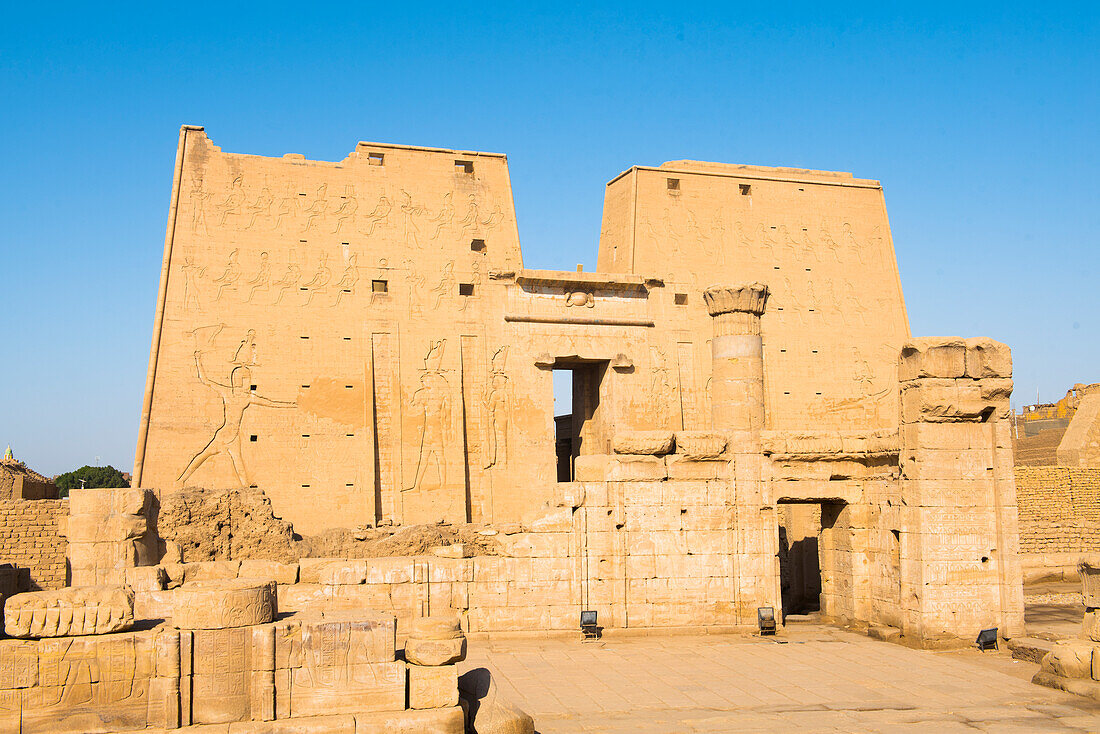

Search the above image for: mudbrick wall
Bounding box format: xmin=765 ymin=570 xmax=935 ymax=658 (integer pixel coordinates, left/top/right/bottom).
xmin=1016 ymin=467 xmax=1100 ymax=554
xmin=0 ymin=498 xmax=68 ymax=589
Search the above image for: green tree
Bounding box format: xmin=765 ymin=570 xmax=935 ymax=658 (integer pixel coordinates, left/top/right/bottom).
xmin=54 ymin=465 xmax=130 ymax=497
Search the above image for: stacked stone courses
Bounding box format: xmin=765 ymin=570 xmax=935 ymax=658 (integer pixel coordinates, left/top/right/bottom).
xmin=0 ymin=499 xmax=67 ymax=590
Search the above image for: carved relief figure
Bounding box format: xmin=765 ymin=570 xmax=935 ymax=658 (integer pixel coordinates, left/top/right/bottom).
xmin=459 ymin=195 xmax=481 ymax=240
xmin=303 ymin=251 xmax=332 ymax=305
xmin=460 ymin=261 xmax=482 ymax=312
xmin=842 ymin=222 xmax=864 ymax=264
xmin=189 ymin=178 xmax=211 ymax=235
xmin=406 ymin=340 xmax=451 ymax=492
xmin=177 ymin=344 xmax=295 ymax=488
xmin=273 ymin=184 xmax=299 ymax=230
xmin=333 ymin=253 xmax=360 ymax=305
xmin=431 ymin=261 xmax=455 ymax=310
xmin=232 ymin=329 xmax=258 ymax=366
xmin=244 ymin=185 xmax=275 ymax=230
xmin=819 ymin=219 xmax=842 ymax=262
xmin=181 ymin=256 xmax=207 ymax=310
xmin=757 ymin=223 xmax=777 ymax=259
xmin=331 ymin=185 xmax=359 ymax=234
xmin=245 ymin=251 xmax=271 ymax=303
xmin=272 ymin=261 xmax=302 ymax=304
xmin=403 ymin=258 xmax=427 ymax=316
xmin=359 ymin=193 xmax=392 ymax=236
xmin=217 ymin=175 xmax=246 ymax=227
xmin=650 ymin=347 xmax=675 ymax=425
xmin=484 ymin=346 xmax=510 ymax=468
xmin=302 ymin=184 xmax=329 ymax=232
xmin=481 ymin=203 xmax=506 ymax=230
xmin=213 ymin=248 xmax=242 ymax=301
xmin=428 ymin=192 xmax=454 ymax=241
xmin=400 ymin=189 xmax=426 ymax=248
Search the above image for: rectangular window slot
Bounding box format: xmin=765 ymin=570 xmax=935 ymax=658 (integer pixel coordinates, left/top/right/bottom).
xmin=301 ymin=384 xmax=310 ymax=388
xmin=780 ymin=349 xmax=787 ymax=353
xmin=770 ymin=226 xmax=777 ymax=230
xmin=667 ymin=178 xmax=680 ymax=191
xmin=805 ymin=268 xmax=811 ymax=272
xmin=455 ymin=160 xmax=474 ymax=174
xmin=815 ymin=392 xmax=822 ymax=396
xmin=740 ymin=184 xmax=752 ymax=195
xmin=299 ymin=193 xmax=307 ymax=197
xmin=471 ymin=239 xmax=486 ymax=252
xmin=301 ymin=484 xmax=310 ymax=488
xmin=783 ymin=391 xmax=791 ymax=395
xmin=250 ymin=435 xmax=258 ymax=442
xmin=346 ymin=433 xmax=354 ymax=437
xmin=345 ymin=483 xmax=354 ymax=487
xmin=368 ymin=152 xmax=384 ymax=166
xmin=345 ymin=385 xmax=354 ymax=389
xmin=812 ymin=350 xmax=818 ymax=354
xmin=777 ymin=307 xmax=784 ymax=311
xmin=674 ymin=293 xmax=688 ymax=305
xmin=808 ymin=308 xmax=815 ymax=312
xmin=343 ymin=337 xmax=351 ymax=341
xmin=342 ymin=289 xmax=351 ymax=293
xmin=773 ymin=266 xmax=780 ymax=270
xmin=372 ymin=279 xmax=388 ymax=293
xmin=300 ymin=336 xmax=309 ymax=339
xmin=459 ymin=283 xmax=475 ymax=296
xmin=300 ymin=287 xmax=308 ymax=291
xmin=302 ymin=434 xmax=310 ymax=438
xmin=798 ymin=187 xmax=805 ymax=192
xmin=341 ymin=242 xmax=349 ymax=246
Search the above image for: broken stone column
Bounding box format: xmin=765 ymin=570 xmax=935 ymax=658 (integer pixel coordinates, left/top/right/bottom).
xmin=703 ymin=283 xmax=779 ymax=625
xmin=404 ymin=615 xmax=465 ymax=710
xmin=703 ymin=283 xmax=768 ymax=446
xmin=898 ymin=337 xmax=1025 ymax=643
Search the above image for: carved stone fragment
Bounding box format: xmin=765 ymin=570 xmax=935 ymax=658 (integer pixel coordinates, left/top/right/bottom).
xmin=4 ymin=586 xmax=134 ymax=638
xmin=172 ymin=579 xmax=277 ymax=629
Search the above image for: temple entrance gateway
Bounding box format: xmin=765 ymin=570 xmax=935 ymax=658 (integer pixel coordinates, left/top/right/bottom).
xmin=778 ymin=500 xmax=848 ymax=620
xmin=552 ymin=360 xmax=610 ymax=482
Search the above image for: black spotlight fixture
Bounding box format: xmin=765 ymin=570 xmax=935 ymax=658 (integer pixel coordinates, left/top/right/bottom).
xmin=976 ymin=628 xmax=998 ymax=651
xmin=580 ymin=610 xmax=599 ymax=641
xmin=757 ymin=606 xmax=777 ymax=635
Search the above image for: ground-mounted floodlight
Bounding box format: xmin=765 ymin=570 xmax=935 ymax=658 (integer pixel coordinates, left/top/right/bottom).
xmin=580 ymin=610 xmax=599 ymax=641
xmin=976 ymin=628 xmax=998 ymax=651
xmin=758 ymin=606 xmax=776 ymax=635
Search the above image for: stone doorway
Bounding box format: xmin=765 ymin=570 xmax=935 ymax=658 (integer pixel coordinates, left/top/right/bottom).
xmin=552 ymin=360 xmax=610 ymax=481
xmin=777 ymin=500 xmax=845 ymax=619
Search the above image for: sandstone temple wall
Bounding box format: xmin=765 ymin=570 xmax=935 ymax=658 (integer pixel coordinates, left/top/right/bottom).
xmin=119 ymin=128 xmax=1026 ymax=645
xmin=0 ymin=499 xmax=67 ymax=590
xmin=1015 ymin=466 xmax=1100 ymax=580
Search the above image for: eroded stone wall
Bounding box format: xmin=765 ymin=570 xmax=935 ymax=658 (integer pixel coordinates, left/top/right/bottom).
xmin=0 ymin=499 xmax=68 ymax=589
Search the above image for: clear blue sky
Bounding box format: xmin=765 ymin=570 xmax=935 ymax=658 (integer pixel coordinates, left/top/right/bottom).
xmin=2 ymin=3 xmax=1097 ymax=476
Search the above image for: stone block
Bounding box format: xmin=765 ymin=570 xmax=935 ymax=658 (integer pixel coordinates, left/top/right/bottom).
xmin=364 ymin=557 xmax=415 ymax=585
xmin=607 ymin=455 xmax=667 ymax=481
xmin=173 ymin=580 xmax=276 ymax=629
xmin=228 ymin=714 xmax=356 ymax=733
xmin=125 ymin=565 xmax=167 ymax=592
xmin=135 ymin=589 xmax=177 ymax=621
xmin=964 ymin=337 xmax=1012 ymax=378
xmin=613 ymin=430 xmax=675 ymax=455
xmin=674 ymin=432 xmax=727 ymax=459
xmin=1042 ymin=640 xmax=1097 ymax=679
xmin=665 ymin=455 xmax=727 ymax=480
xmin=184 ymin=560 xmax=242 ymax=582
xmin=239 ymin=560 xmax=299 ymax=585
xmin=899 ymin=337 xmax=967 ymax=380
xmin=408 ymin=614 xmax=463 ymax=640
xmin=312 ymin=560 xmax=368 ymax=585
xmin=408 ymin=663 xmax=459 ymax=709
xmin=1081 ymin=556 xmax=1100 ymax=608
xmin=353 ymin=706 xmax=465 ymax=734
xmin=573 ymin=454 xmax=610 ymax=481
xmin=300 ymin=610 xmax=397 ymax=664
xmin=405 ymin=636 xmax=467 ymax=666
xmin=290 ymin=659 xmax=405 ymax=717
xmin=4 ymin=585 xmax=135 ymax=638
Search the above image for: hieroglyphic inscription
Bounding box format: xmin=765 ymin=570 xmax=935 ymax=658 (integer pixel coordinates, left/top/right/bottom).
xmin=371 ymin=332 xmax=400 ymax=524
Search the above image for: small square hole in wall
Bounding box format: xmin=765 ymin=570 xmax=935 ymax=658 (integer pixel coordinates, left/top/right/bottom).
xmin=471 ymin=239 xmax=486 ymax=252
xmin=250 ymin=435 xmax=257 ymax=442
xmin=455 ymin=160 xmax=474 ymax=174
xmin=667 ymin=178 xmax=680 ymax=191
xmin=739 ymin=184 xmax=752 ymax=195
xmin=368 ymin=152 xmax=384 ymax=166
xmin=372 ymin=279 xmax=388 ymax=293
xmin=459 ymin=283 xmax=475 ymax=296
xmin=674 ymin=293 xmax=688 ymax=305
xmin=250 ymin=384 xmax=257 ymax=391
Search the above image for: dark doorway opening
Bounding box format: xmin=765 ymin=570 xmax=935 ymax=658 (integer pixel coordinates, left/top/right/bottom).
xmin=777 ymin=500 xmax=834 ymax=618
xmin=552 ymin=360 xmax=609 ymax=481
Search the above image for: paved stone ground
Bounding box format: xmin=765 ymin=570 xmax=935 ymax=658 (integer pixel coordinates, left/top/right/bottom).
xmin=1027 ymin=580 xmax=1085 ymax=640
xmin=462 ymin=625 xmax=1100 ymax=733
